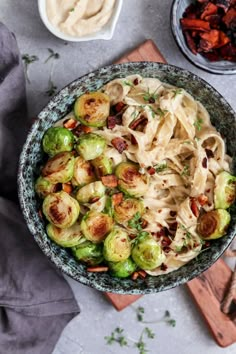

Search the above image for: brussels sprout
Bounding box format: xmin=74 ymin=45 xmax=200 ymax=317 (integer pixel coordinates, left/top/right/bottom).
xmin=197 ymin=209 xmax=231 ymax=239
xmin=42 ymin=127 xmax=74 ymax=156
xmin=108 ymin=258 xmax=137 ymax=278
xmin=43 ymin=191 xmax=80 ymax=228
xmin=91 ymin=154 xmax=113 ymax=178
xmin=115 ymin=162 xmax=149 ymax=197
xmin=103 ymin=227 xmax=131 ymax=262
xmin=114 ymin=198 xmax=144 ymax=224
xmin=131 ymin=233 xmax=166 ymax=270
xmin=74 ymin=92 xmax=110 ymax=127
xmin=35 ymin=176 xmax=58 ymax=199
xmin=46 ymin=222 xmax=83 ymax=247
xmin=214 ymin=171 xmax=236 ymax=209
xmin=76 ymin=181 xmax=105 ymax=204
xmin=72 ymin=156 xmax=96 ymax=187
xmin=72 ymin=240 xmax=104 ymax=265
xmin=42 ymin=152 xmax=75 ymax=184
xmin=76 ymin=133 xmax=106 ymax=161
xmin=81 ymin=211 xmax=113 ymax=243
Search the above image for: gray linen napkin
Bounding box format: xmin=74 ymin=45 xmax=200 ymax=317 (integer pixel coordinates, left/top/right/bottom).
xmin=0 ymin=23 xmax=80 ymax=354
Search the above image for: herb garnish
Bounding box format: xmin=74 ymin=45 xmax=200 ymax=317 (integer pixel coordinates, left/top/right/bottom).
xmin=45 ymin=48 xmax=60 ymax=63
xmin=180 ymin=224 xmax=192 ymax=240
xmin=148 ymin=106 xmax=168 ymax=118
xmin=69 ymin=8 xmax=75 ymax=12
xmin=123 ymin=80 xmax=134 ymax=87
xmin=172 ymin=88 xmax=182 ymax=98
xmin=105 ymin=327 xmax=128 ymax=347
xmin=128 ymin=212 xmax=143 ymax=231
xmin=135 ymin=327 xmax=155 ymax=354
xmin=181 ymin=164 xmax=190 ymax=176
xmin=22 ymin=54 xmax=39 ymax=83
xmin=143 ymin=88 xmax=159 ymax=103
xmin=155 ymin=162 xmax=167 ymax=173
xmin=46 ymin=79 xmax=57 ymax=97
xmin=194 ymin=117 xmax=203 ymax=131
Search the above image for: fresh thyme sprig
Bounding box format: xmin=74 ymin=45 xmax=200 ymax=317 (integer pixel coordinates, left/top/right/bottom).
xmin=22 ymin=54 xmax=39 ymax=83
xmin=46 ymin=79 xmax=57 ymax=97
xmin=44 ymin=48 xmax=60 ymax=63
xmin=155 ymin=162 xmax=168 ymax=173
xmin=105 ymin=327 xmax=128 ymax=347
xmin=123 ymin=80 xmax=134 ymax=87
xmin=135 ymin=327 xmax=155 ymax=354
xmin=181 ymin=164 xmax=190 ymax=177
xmin=128 ymin=212 xmax=143 ymax=231
xmin=194 ymin=117 xmax=203 ymax=131
xmin=143 ymin=88 xmax=159 ymax=103
xmin=172 ymin=88 xmax=182 ymax=98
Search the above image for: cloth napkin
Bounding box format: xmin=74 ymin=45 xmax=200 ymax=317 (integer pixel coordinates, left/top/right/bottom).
xmin=0 ymin=23 xmax=80 ymax=354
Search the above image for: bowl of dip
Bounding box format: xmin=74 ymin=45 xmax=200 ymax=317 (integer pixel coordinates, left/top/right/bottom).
xmin=38 ymin=0 xmax=123 ymax=41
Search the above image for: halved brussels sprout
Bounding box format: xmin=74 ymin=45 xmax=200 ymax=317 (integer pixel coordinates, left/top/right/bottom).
xmin=76 ymin=133 xmax=106 ymax=161
xmin=35 ymin=176 xmax=58 ymax=199
xmin=42 ymin=191 xmax=80 ymax=228
xmin=81 ymin=211 xmax=113 ymax=243
xmin=108 ymin=258 xmax=137 ymax=278
xmin=42 ymin=127 xmax=74 ymax=156
xmin=114 ymin=198 xmax=144 ymax=224
xmin=91 ymin=154 xmax=113 ymax=178
xmin=76 ymin=181 xmax=105 ymax=204
xmin=72 ymin=156 xmax=96 ymax=187
xmin=131 ymin=233 xmax=166 ymax=270
xmin=42 ymin=152 xmax=75 ymax=184
xmin=115 ymin=162 xmax=149 ymax=197
xmin=46 ymin=222 xmax=83 ymax=247
xmin=72 ymin=240 xmax=104 ymax=265
xmin=103 ymin=227 xmax=131 ymax=262
xmin=197 ymin=209 xmax=231 ymax=239
xmin=214 ymin=171 xmax=236 ymax=209
xmin=74 ymin=92 xmax=110 ymax=127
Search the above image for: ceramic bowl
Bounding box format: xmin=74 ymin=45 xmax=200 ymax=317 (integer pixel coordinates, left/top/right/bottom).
xmin=171 ymin=0 xmax=236 ymax=74
xmin=18 ymin=62 xmax=236 ymax=294
xmin=38 ymin=0 xmax=123 ymax=42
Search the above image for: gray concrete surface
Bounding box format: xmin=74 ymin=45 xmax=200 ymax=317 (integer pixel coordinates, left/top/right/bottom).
xmin=1 ymin=1 xmax=236 ymax=353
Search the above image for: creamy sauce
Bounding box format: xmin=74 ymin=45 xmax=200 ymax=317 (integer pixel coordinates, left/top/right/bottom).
xmin=46 ymin=0 xmax=115 ymax=37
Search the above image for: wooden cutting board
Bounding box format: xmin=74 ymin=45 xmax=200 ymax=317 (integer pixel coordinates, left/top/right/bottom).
xmin=104 ymin=39 xmax=236 ymax=348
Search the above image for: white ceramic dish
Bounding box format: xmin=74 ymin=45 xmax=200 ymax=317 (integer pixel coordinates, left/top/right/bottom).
xmin=38 ymin=0 xmax=123 ymax=42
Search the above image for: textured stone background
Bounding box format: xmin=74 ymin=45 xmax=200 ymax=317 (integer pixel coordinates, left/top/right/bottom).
xmin=1 ymin=1 xmax=236 ymax=353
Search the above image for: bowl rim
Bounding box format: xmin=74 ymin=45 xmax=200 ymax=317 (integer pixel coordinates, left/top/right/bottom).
xmin=18 ymin=61 xmax=236 ymax=294
xmin=37 ymin=0 xmax=123 ymax=42
xmin=170 ymin=0 xmax=236 ymax=75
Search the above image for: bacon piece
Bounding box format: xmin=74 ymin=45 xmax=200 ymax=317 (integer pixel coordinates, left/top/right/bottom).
xmin=205 ymin=14 xmax=222 ymax=28
xmin=180 ymin=18 xmax=211 ymax=32
xmin=222 ymin=8 xmax=236 ymax=28
xmin=115 ymin=101 xmax=125 ymax=113
xmin=107 ymin=116 xmax=116 ymax=129
xmin=111 ymin=192 xmax=123 ymax=206
xmin=190 ymin=198 xmax=199 ymax=217
xmin=147 ymin=166 xmax=156 ymax=175
xmin=201 ymin=50 xmax=221 ymax=61
xmin=138 ymin=270 xmax=147 ymax=279
xmin=129 ymin=115 xmax=148 ymax=131
xmin=111 ymin=137 xmax=128 ymax=153
xmin=131 ymin=271 xmax=139 ymax=280
xmin=63 ymin=118 xmax=77 ymax=129
xmin=87 ymin=266 xmax=108 ymax=272
xmin=197 ymin=194 xmax=208 ymax=206
xmin=220 ymin=43 xmax=236 ymax=61
xmin=81 ymin=125 xmax=93 ymax=133
xmin=184 ymin=31 xmax=198 ymax=54
xmin=101 ymin=174 xmax=118 ymax=188
xmin=130 ymin=134 xmax=138 ymax=145
xmin=183 ymin=3 xmax=198 ymax=19
xmin=200 ymin=2 xmax=218 ymax=19
xmin=62 ymin=183 xmax=73 ymax=194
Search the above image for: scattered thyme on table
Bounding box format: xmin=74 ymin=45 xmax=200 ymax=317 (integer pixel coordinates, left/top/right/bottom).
xmin=105 ymin=307 xmax=176 ymax=354
xmin=22 ymin=54 xmax=39 ymax=83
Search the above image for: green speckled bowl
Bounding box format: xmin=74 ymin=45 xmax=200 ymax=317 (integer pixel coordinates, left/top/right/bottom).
xmin=18 ymin=62 xmax=236 ymax=294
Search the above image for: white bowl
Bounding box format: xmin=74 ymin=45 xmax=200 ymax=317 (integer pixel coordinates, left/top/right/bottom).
xmin=38 ymin=0 xmax=123 ymax=42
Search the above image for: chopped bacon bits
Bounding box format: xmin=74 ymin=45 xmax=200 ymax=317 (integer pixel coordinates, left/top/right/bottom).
xmin=62 ymin=183 xmax=73 ymax=194
xmin=90 ymin=197 xmax=100 ymax=203
xmin=115 ymin=101 xmax=125 ymax=113
xmin=138 ymin=270 xmax=147 ymax=279
xmin=190 ymin=198 xmax=199 ymax=217
xmin=202 ymin=157 xmax=208 ymax=168
xmin=130 ymin=134 xmax=138 ymax=145
xmin=147 ymin=166 xmax=156 ymax=175
xmin=160 ymin=263 xmax=168 ymax=271
xmin=133 ymin=78 xmax=139 ymax=85
xmin=111 ymin=192 xmax=123 ymax=206
xmin=205 ymin=148 xmax=214 ymax=158
xmin=131 ymin=271 xmax=140 ymax=280
xmin=180 ymin=0 xmax=236 ymax=62
xmin=170 ymin=210 xmax=177 ymax=217
xmin=141 ymin=219 xmax=148 ymax=229
xmin=111 ymin=137 xmax=128 ymax=153
xmin=161 ymin=236 xmax=172 ymax=247
xmin=197 ymin=193 xmax=209 ymax=206
xmin=81 ymin=125 xmax=93 ymax=133
xmin=101 ymin=174 xmax=118 ymax=188
xmin=87 ymin=266 xmax=108 ymax=272
xmin=129 ymin=115 xmax=148 ymax=131
xmin=63 ymin=118 xmax=77 ymax=129
xmin=107 ymin=116 xmax=116 ymax=129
